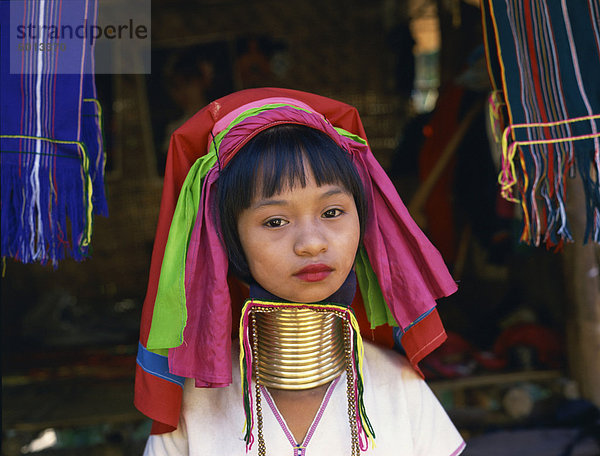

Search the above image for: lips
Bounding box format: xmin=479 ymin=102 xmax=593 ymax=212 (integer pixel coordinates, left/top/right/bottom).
xmin=293 ymin=263 xmax=333 ymax=282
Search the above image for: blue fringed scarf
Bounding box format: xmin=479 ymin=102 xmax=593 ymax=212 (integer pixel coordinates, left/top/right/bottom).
xmin=0 ymin=0 xmax=107 ymax=266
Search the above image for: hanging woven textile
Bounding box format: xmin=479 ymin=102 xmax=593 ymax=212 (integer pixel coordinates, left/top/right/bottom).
xmin=0 ymin=0 xmax=108 ymax=267
xmin=481 ymin=0 xmax=600 ymax=246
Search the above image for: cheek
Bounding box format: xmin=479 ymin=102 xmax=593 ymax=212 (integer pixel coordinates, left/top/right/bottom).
xmin=246 ymin=249 xmax=292 ymax=296
xmin=327 ymin=218 xmax=360 ymax=274
xmin=341 ymin=216 xmax=361 ymax=255
xmin=344 ymin=236 xmax=360 ymax=268
xmin=244 ymin=237 xmax=283 ymax=278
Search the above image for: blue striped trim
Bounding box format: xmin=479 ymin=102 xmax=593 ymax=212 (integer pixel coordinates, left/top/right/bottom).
xmin=136 ymin=342 xmax=185 ymax=387
xmin=393 ymin=308 xmax=435 ymax=343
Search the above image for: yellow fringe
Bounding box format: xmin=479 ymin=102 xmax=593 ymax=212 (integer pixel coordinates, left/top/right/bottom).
xmin=0 ymin=134 xmax=93 ymax=247
xmin=499 ymin=114 xmax=600 ymax=203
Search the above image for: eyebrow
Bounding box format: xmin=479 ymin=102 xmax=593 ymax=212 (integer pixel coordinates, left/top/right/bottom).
xmin=250 ymin=187 xmax=348 ymax=209
xmin=251 ymin=199 xmax=288 ymax=209
xmin=320 ymin=188 xmax=346 ymax=199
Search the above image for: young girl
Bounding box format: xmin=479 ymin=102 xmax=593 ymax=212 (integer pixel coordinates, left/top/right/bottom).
xmin=136 ymin=88 xmax=466 ymax=455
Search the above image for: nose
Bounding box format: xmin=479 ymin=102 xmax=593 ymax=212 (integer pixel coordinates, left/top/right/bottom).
xmin=293 ymin=221 xmax=328 ymax=256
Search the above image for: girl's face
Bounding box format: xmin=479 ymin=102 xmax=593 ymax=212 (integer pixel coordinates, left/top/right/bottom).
xmin=237 ymin=169 xmax=360 ymax=303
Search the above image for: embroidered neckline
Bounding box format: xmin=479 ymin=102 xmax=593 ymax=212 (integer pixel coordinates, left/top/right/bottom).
xmin=261 ymin=376 xmax=341 ymax=456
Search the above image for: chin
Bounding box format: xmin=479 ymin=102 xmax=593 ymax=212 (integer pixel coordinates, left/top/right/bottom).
xmin=292 ymin=287 xmax=339 ymax=304
xmin=267 ymin=275 xmax=348 ymax=303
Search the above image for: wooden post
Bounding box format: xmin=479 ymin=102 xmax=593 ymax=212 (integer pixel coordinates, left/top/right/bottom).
xmin=563 ymin=175 xmax=600 ymax=407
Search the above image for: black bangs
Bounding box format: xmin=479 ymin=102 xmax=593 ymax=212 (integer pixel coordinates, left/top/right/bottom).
xmin=217 ymin=124 xmax=367 ymax=281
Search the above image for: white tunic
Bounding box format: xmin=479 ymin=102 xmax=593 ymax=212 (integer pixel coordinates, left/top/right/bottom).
xmin=144 ymin=342 xmax=466 ymax=456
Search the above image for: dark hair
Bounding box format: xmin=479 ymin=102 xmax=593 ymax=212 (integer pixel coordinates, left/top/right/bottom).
xmin=217 ymin=124 xmax=367 ymax=281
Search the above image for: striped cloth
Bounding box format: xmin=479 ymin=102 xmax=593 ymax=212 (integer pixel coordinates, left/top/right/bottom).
xmin=482 ymin=0 xmax=600 ymax=246
xmin=1 ymin=0 xmax=107 ymax=266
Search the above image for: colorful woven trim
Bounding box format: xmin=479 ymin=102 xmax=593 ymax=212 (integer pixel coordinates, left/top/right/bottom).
xmin=238 ymin=299 xmax=375 ymax=453
xmin=499 ymin=115 xmax=600 ymax=245
xmin=1 ymin=135 xmax=94 ymax=253
xmin=136 ymin=342 xmax=185 ymax=388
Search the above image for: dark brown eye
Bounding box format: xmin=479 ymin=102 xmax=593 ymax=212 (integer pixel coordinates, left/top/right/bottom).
xmin=322 ymin=209 xmax=342 ymax=218
xmin=264 ymin=218 xmax=288 ymax=228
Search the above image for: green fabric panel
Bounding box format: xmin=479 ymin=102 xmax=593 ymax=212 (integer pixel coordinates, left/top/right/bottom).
xmin=148 ymin=347 xmax=169 ymax=357
xmin=355 ymin=246 xmax=398 ymax=328
xmin=147 ymin=153 xmax=217 ymax=349
xmin=334 ymin=126 xmax=368 ymax=145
